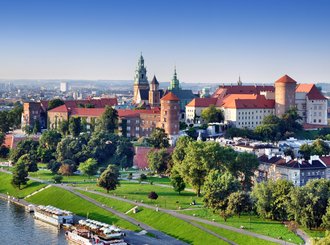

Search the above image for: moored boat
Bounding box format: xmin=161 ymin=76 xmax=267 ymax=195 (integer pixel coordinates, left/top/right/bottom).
xmin=65 ymin=219 xmax=127 ymax=245
xmin=34 ymin=205 xmax=74 ymax=227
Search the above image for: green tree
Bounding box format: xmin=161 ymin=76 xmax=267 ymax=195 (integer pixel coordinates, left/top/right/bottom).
xmin=47 ymin=160 xmax=61 ymax=174
xmin=175 ymin=141 xmax=208 ymax=196
xmin=172 ymin=136 xmax=193 ymax=166
xmin=11 ymin=160 xmax=29 ymax=189
xmin=252 ymin=179 xmax=294 ymax=221
xmin=299 ymin=143 xmax=313 ymax=160
xmin=97 ymin=106 xmax=118 ymax=133
xmin=147 ymin=148 xmax=170 ymax=174
xmin=58 ymin=120 xmax=69 ymax=136
xmin=170 ymin=170 xmax=186 ymax=194
xmin=7 ymin=103 xmax=23 ymax=129
xmin=56 ymin=136 xmax=87 ymax=164
xmin=17 ymin=154 xmax=38 ymax=172
xmin=321 ymin=200 xmax=330 ymax=230
xmin=227 ymin=191 xmax=252 ymax=217
xmin=38 ymin=130 xmax=62 ymax=162
xmin=312 ymin=139 xmax=330 ymax=156
xmin=229 ymin=152 xmax=259 ymax=191
xmin=33 ymin=120 xmax=41 ymax=134
xmin=48 ymin=99 xmax=65 ymax=110
xmin=10 ymin=139 xmax=39 ymax=162
xmin=281 ymin=107 xmax=302 ymax=133
xmin=85 ymin=131 xmax=132 ymax=167
xmin=147 ymin=128 xmax=169 ymax=148
xmin=201 ymin=105 xmax=224 ymax=123
xmin=0 ymin=111 xmax=10 ymax=133
xmin=114 ymin=138 xmax=134 ymax=169
xmin=78 ymin=158 xmax=98 ymax=177
xmin=288 ymin=179 xmax=330 ymax=229
xmin=97 ymin=164 xmax=120 ymax=193
xmin=203 ymin=170 xmax=241 ymax=221
xmin=69 ymin=117 xmax=81 ymax=137
xmin=52 ymin=174 xmax=63 ymax=183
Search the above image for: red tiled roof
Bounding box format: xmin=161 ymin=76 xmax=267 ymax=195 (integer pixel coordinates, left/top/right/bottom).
xmin=295 ymin=84 xmax=314 ymax=93
xmin=320 ymin=156 xmax=330 ymax=167
xmin=220 ymin=94 xmax=274 ymax=109
xmin=186 ymin=98 xmax=218 ymax=107
xmin=71 ymin=108 xmax=105 ymax=117
xmin=48 ymin=104 xmax=68 ymax=113
xmin=161 ymin=92 xmax=180 ymax=101
xmin=42 ymin=98 xmax=118 ymax=110
xmin=275 ymin=75 xmax=297 ymax=84
xmin=296 ymin=84 xmax=325 ymax=100
xmin=212 ymin=85 xmax=274 ymax=99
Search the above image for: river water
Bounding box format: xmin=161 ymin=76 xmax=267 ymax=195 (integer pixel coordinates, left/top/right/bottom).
xmin=0 ymin=199 xmax=67 ymax=245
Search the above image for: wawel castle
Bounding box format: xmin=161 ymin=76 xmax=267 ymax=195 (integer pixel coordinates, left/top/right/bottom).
xmin=22 ymin=55 xmax=328 ymax=143
xmin=186 ymin=75 xmax=327 ymax=129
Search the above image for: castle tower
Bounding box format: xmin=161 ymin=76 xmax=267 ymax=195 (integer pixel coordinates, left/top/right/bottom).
xmin=275 ymin=75 xmax=297 ymax=117
xmin=133 ymin=54 xmax=149 ymax=103
xmin=168 ymin=67 xmax=180 ymax=90
xmin=149 ymin=75 xmax=160 ymax=107
xmin=160 ymin=92 xmax=180 ymax=140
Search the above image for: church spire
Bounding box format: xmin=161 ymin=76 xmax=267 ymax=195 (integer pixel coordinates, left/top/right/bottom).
xmin=169 ymin=66 xmax=180 ymax=90
xmin=134 ymin=53 xmax=148 ymax=85
xmin=237 ymin=75 xmax=242 ymax=86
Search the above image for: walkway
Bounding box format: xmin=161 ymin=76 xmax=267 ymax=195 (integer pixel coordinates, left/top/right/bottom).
xmin=60 ymin=185 xmax=187 ymax=245
xmin=72 ymin=186 xmax=296 ymax=245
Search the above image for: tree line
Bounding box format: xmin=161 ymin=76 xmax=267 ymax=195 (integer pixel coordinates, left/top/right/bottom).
xmin=11 ymin=107 xmax=133 ymax=189
xmin=225 ymin=108 xmax=303 ymax=142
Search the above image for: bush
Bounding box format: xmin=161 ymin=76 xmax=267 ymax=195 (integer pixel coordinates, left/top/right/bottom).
xmin=127 ymin=172 xmax=133 ymax=180
xmin=52 ymin=174 xmax=63 ymax=183
xmin=148 ymin=191 xmax=158 ymax=200
xmin=139 ymin=173 xmax=147 ymax=181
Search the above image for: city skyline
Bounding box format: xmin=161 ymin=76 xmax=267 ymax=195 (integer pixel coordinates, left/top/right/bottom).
xmin=0 ymin=0 xmax=329 ymax=83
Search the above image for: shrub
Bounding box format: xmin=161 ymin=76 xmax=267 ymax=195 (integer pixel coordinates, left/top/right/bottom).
xmin=52 ymin=174 xmax=63 ymax=183
xmin=139 ymin=173 xmax=147 ymax=181
xmin=148 ymin=191 xmax=158 ymax=200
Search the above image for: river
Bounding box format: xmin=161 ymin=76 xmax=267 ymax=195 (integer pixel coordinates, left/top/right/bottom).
xmin=0 ymin=199 xmax=67 ymax=245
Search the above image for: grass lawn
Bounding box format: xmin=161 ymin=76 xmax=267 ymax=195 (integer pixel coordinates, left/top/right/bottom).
xmin=77 ymin=181 xmax=202 ymax=210
xmin=182 ymin=208 xmax=303 ymax=244
xmin=29 ymin=169 xmax=97 ymax=183
xmin=0 ymin=172 xmax=46 ymax=198
xmin=146 ymin=176 xmax=171 ymax=185
xmin=302 ymin=227 xmax=326 ymax=239
xmin=26 ymin=186 xmax=139 ymax=231
xmin=198 ymin=223 xmax=278 ymax=245
xmin=78 ymin=190 xmax=227 ymax=245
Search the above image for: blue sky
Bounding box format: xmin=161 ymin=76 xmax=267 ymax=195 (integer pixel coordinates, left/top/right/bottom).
xmin=0 ymin=0 xmax=329 ymax=83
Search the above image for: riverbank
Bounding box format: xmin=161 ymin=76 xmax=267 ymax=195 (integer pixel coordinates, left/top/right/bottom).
xmin=0 ymin=192 xmax=30 ymax=209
